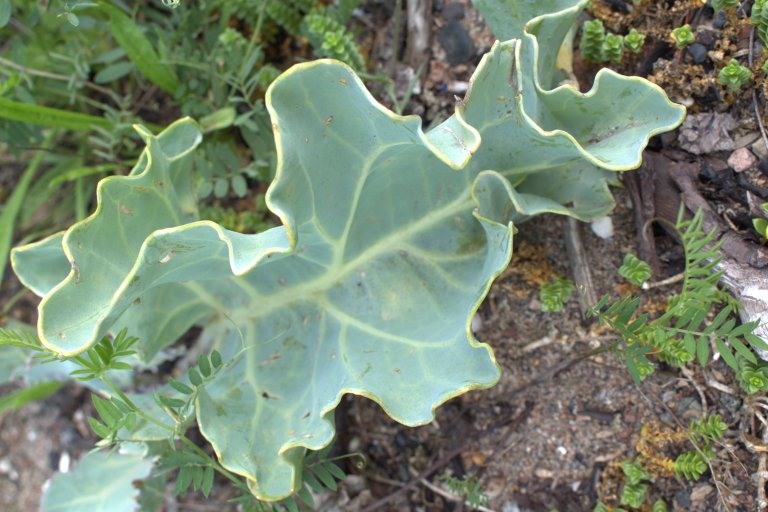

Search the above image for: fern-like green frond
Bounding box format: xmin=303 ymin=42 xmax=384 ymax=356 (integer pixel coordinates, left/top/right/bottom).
xmin=592 ymin=207 xmax=768 ymax=383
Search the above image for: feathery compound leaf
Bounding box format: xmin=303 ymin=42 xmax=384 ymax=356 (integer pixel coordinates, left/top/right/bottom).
xmin=0 ymin=328 xmax=44 ymax=351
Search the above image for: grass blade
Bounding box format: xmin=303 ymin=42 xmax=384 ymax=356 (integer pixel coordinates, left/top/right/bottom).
xmin=0 ymin=134 xmax=52 ymax=284
xmin=0 ymin=97 xmax=110 ymax=130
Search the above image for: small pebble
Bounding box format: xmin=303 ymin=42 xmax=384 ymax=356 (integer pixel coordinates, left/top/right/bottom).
xmin=344 ymin=474 xmax=366 ymax=495
xmin=686 ymin=43 xmax=709 ymax=64
xmin=727 ymin=147 xmax=757 ymax=173
xmin=752 ymin=139 xmax=768 ymax=161
xmin=58 ymin=452 xmax=71 ymax=473
xmin=438 ymin=19 xmax=476 ymax=66
xmin=501 ymin=502 xmax=521 ymax=512
xmin=590 ymin=216 xmax=614 ymax=240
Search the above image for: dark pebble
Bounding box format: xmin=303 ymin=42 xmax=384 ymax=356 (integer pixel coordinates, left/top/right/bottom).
xmin=438 ymin=18 xmax=476 ymax=65
xmin=605 ymin=0 xmax=631 ymax=13
xmin=687 ymin=43 xmax=709 ymax=64
xmin=675 ymin=490 xmax=692 ymax=508
xmin=713 ymin=11 xmax=727 ymax=29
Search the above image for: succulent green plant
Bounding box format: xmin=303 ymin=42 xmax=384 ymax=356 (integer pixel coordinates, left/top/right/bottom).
xmin=673 ymin=450 xmax=711 ymax=480
xmin=718 ymin=58 xmax=753 ymax=92
xmin=624 ymin=28 xmax=646 ymax=54
xmin=303 ymin=7 xmax=365 ymax=71
xmin=8 ymin=0 xmax=684 ymax=503
xmin=737 ymin=357 xmax=768 ymax=393
xmin=619 ymin=460 xmax=651 ymax=508
xmin=671 ymin=24 xmax=695 ymax=49
xmin=580 ymin=19 xmax=606 ymax=62
xmin=753 ymin=0 xmax=768 ymax=46
xmin=602 ymin=33 xmax=624 ymax=63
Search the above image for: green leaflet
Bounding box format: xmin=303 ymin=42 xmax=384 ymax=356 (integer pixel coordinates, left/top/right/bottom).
xmin=0 ymin=0 xmax=11 ymax=28
xmin=11 ymin=0 xmax=684 ymax=502
xmin=98 ymin=1 xmax=179 ymax=94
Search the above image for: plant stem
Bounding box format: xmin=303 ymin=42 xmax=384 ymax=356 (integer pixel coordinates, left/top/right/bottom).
xmin=0 ymin=56 xmax=119 ymax=101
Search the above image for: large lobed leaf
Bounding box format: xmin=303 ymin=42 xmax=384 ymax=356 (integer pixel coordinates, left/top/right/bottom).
xmin=11 ymin=0 xmax=684 ymax=501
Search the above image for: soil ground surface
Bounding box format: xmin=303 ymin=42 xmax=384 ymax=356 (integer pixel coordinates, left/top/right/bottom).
xmin=3 ymin=1 xmax=768 ymax=511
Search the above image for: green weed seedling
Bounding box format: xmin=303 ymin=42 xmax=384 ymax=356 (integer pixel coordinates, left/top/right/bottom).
xmin=671 ymin=24 xmax=695 ymax=49
xmin=602 ymin=33 xmax=625 ymax=63
xmin=581 ymin=19 xmax=606 ymax=62
xmin=718 ymin=59 xmax=753 ymax=92
xmin=2 ymin=0 xmax=684 ymax=508
xmin=624 ymin=29 xmax=646 ymax=54
xmin=596 ymin=415 xmax=726 ymax=510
